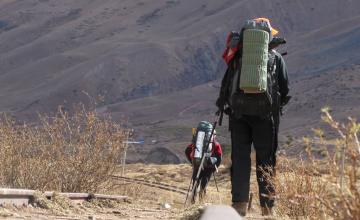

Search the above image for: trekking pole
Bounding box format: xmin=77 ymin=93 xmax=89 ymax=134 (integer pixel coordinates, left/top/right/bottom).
xmin=213 ymin=164 xmax=223 ymax=204
xmin=216 ymin=109 xmax=224 ymax=126
xmin=213 ymin=172 xmax=219 ymax=193
xmin=248 ymin=192 xmax=253 ymax=211
xmin=187 ymin=114 xmax=221 ymax=205
xmin=184 ymin=177 xmax=193 ymax=206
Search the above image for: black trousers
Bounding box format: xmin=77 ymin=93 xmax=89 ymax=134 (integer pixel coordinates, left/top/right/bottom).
xmin=230 ymin=115 xmax=276 ymax=208
xmin=192 ymin=165 xmax=214 ymax=191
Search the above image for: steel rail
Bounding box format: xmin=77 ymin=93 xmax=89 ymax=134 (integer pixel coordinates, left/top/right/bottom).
xmin=112 ymin=175 xmax=188 ymax=195
xmin=0 ymin=188 xmax=127 ymax=206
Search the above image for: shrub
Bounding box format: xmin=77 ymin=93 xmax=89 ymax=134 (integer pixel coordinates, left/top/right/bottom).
xmin=271 ymin=108 xmax=360 ymax=219
xmin=0 ymin=104 xmax=126 ymax=193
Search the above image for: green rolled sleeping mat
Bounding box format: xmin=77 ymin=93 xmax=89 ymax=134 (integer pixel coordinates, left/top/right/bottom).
xmin=240 ymin=29 xmax=269 ymax=93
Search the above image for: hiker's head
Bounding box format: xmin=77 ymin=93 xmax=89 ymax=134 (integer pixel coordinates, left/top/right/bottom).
xmin=212 ymin=129 xmax=217 ymax=141
xmin=254 ymin=17 xmax=279 ymax=36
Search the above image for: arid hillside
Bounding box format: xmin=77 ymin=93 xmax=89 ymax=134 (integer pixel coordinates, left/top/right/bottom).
xmin=0 ymin=0 xmax=359 ymax=162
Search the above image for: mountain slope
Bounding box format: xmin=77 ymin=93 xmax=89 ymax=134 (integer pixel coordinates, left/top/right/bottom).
xmin=0 ymin=0 xmax=359 ymax=112
xmin=0 ymin=0 xmax=359 ymax=162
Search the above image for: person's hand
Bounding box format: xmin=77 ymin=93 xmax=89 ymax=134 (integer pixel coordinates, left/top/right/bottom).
xmin=209 ymin=157 xmax=217 ymax=165
xmin=205 ymin=157 xmax=217 ymax=167
xmin=281 ymin=96 xmax=291 ymax=106
xmin=224 ymin=107 xmax=232 ymax=115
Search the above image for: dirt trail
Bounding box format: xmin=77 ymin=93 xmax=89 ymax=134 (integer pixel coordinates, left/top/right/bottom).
xmin=0 ymin=164 xmax=277 ymax=219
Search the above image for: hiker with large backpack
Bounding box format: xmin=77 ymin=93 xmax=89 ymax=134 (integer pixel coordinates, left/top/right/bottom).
xmin=184 ymin=121 xmax=223 ymax=203
xmin=216 ymin=18 xmax=290 ymax=216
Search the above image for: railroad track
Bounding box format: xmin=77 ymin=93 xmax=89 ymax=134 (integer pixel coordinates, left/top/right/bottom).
xmin=112 ymin=176 xmax=188 ymax=195
xmin=0 ymin=188 xmax=127 ymax=206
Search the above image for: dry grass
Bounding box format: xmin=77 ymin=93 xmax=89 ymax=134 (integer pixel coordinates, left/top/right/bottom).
xmin=269 ymin=108 xmax=360 ymax=219
xmin=0 ymin=102 xmax=358 ymax=220
xmin=113 ymin=182 xmax=147 ymax=201
xmin=0 ymin=104 xmax=127 ymax=193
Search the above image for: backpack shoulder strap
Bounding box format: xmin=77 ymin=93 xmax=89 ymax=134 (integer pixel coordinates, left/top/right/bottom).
xmin=268 ymin=49 xmax=277 ymax=73
xmin=268 ymin=50 xmax=283 ymax=114
xmin=218 ymin=54 xmax=241 ymax=104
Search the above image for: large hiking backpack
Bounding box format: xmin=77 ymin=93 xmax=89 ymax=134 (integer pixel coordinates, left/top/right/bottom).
xmin=221 ymin=19 xmax=285 ymax=117
xmin=192 ymin=121 xmax=213 ymax=166
xmin=240 ymin=20 xmax=271 ymax=93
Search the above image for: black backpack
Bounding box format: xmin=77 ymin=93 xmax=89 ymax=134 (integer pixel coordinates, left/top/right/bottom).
xmin=219 ymin=22 xmax=286 ymax=117
xmin=230 ymin=50 xmax=278 ymax=117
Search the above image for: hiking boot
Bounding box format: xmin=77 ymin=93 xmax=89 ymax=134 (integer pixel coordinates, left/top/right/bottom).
xmin=261 ymin=206 xmax=273 ymax=216
xmin=232 ymin=202 xmax=247 ymax=217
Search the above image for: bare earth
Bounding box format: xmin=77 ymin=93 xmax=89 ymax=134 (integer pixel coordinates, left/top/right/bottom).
xmin=0 ymin=163 xmax=278 ymax=220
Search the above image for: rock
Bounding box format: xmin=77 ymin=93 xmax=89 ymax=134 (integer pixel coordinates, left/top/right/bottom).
xmin=0 ymin=209 xmax=13 ymax=218
xmin=162 ymin=203 xmax=171 ymax=209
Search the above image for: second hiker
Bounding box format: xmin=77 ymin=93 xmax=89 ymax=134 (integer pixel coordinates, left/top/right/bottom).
xmin=185 ymin=121 xmax=223 ymax=202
